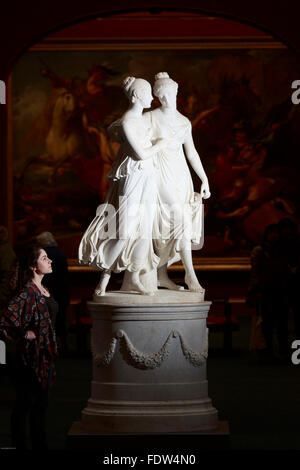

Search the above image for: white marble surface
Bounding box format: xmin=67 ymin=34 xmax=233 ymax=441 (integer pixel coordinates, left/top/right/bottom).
xmin=93 ymin=288 xmax=205 ymax=304
xmin=79 ymin=297 xmax=218 ymax=433
xmin=79 ymin=73 xmax=211 ymax=297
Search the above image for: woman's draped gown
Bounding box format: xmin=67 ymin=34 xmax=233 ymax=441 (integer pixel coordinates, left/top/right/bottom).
xmin=78 ymin=119 xmax=159 ymax=274
xmin=149 ymin=109 xmax=204 ymax=267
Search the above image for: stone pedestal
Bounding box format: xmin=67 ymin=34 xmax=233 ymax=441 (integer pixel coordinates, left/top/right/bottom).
xmin=79 ymin=290 xmax=218 ymax=434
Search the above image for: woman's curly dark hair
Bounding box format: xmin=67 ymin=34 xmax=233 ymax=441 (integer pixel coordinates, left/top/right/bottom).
xmin=17 ymin=244 xmax=43 ymax=288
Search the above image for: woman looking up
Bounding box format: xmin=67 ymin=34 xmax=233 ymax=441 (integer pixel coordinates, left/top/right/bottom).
xmin=0 ymin=245 xmax=58 ymax=450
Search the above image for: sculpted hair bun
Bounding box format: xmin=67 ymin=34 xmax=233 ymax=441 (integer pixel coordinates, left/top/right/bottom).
xmin=122 ymin=76 xmax=136 ymax=93
xmin=153 ymin=72 xmax=178 ymax=97
xmin=155 ymin=72 xmax=169 ymax=80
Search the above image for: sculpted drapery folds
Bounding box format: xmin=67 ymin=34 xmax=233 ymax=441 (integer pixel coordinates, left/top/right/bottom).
xmin=78 ymin=73 xmax=211 ymax=297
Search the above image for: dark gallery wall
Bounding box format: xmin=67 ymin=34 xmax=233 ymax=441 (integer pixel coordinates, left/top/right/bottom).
xmin=1 ymin=0 xmax=300 ymax=78
xmin=44 ymin=12 xmax=271 ymax=41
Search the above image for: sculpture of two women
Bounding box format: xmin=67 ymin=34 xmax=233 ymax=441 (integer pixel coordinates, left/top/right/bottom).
xmin=78 ymin=72 xmax=210 ymax=297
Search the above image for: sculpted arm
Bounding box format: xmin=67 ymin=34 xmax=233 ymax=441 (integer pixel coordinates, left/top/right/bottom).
xmin=122 ymin=120 xmax=165 ymax=161
xmin=183 ymin=123 xmax=211 ymax=199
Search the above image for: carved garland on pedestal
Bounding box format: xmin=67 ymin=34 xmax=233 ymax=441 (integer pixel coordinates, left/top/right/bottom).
xmin=91 ymin=329 xmax=208 ymax=369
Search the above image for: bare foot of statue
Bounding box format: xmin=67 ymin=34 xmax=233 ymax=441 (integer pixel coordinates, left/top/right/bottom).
xmin=184 ymin=274 xmax=205 ymax=294
xmin=94 ymin=272 xmax=111 ymax=296
xmin=157 ymin=266 xmax=184 ymax=290
xmin=158 ymin=276 xmax=184 ymax=290
xmin=131 ymin=273 xmax=155 ymax=296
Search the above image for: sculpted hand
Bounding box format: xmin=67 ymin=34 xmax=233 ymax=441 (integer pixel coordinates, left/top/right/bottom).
xmin=25 ymin=330 xmax=36 ymax=340
xmin=151 ymin=137 xmax=164 ymax=149
xmin=200 ymin=180 xmax=211 ymax=199
xmin=153 ymin=137 xmax=178 ymax=151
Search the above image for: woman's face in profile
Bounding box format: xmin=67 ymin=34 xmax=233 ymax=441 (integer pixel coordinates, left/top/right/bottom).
xmin=139 ymin=84 xmax=153 ymax=109
xmin=36 ymin=249 xmax=52 ymax=274
xmin=157 ymin=86 xmax=177 ymax=109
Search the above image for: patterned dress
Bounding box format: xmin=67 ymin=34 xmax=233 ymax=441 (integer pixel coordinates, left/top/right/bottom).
xmin=0 ymin=280 xmax=57 ymax=388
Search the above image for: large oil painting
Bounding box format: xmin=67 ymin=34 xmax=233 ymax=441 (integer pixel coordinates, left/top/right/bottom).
xmin=11 ymin=46 xmax=300 ymax=258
